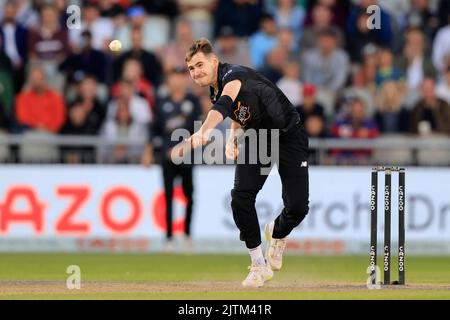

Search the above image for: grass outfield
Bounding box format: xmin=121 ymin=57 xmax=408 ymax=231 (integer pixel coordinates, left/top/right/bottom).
xmin=0 ymin=253 xmax=449 ymax=299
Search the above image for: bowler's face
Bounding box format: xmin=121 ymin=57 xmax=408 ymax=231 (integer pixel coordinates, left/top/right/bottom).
xmin=187 ymin=52 xmax=217 ymax=87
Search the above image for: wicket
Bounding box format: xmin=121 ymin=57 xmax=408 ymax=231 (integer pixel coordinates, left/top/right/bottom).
xmin=370 ymin=166 xmax=406 ymax=285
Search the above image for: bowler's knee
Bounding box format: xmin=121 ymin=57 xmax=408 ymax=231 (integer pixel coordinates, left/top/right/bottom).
xmin=231 ymin=189 xmax=257 ymax=211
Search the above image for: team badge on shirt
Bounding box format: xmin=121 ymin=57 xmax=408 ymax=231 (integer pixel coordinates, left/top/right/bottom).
xmin=233 ymin=101 xmax=251 ymax=125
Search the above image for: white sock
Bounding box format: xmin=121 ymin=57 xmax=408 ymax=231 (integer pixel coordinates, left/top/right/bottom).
xmin=248 ymin=245 xmax=266 ymax=266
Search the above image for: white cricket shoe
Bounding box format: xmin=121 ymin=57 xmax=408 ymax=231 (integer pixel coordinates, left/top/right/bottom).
xmin=163 ymin=239 xmax=174 ymax=254
xmin=265 ymin=221 xmax=287 ymax=271
xmin=241 ymin=264 xmax=273 ymax=287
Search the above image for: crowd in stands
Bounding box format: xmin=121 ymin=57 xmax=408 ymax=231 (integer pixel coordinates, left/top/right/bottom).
xmin=0 ymin=0 xmax=449 ymax=165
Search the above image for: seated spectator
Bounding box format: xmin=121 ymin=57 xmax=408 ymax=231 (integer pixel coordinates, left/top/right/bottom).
xmin=346 ymin=11 xmax=383 ymax=63
xmin=300 ymin=4 xmax=344 ymax=52
xmin=115 ymin=5 xmax=170 ymax=53
xmin=15 ymin=64 xmax=66 ymax=133
xmin=215 ymin=25 xmax=252 ymax=67
xmin=113 ymin=26 xmax=163 ymax=88
xmin=59 ymin=30 xmax=108 ymax=84
xmin=69 ymin=3 xmax=114 ymax=52
xmin=432 ymin=23 xmax=450 ymax=80
xmin=395 ymin=27 xmax=435 ymax=93
xmin=161 ymin=19 xmax=195 ymax=73
xmin=111 ymin=58 xmax=155 ymax=110
xmin=28 ymin=3 xmax=69 ymax=92
xmin=276 ymin=27 xmax=299 ymax=60
xmin=59 ymin=94 xmax=105 ymax=164
xmin=436 ymin=66 xmax=450 ymax=104
xmin=375 ymin=47 xmax=404 ymax=87
xmin=295 ymin=83 xmax=327 ymax=138
xmin=346 ymin=0 xmax=393 ymax=48
xmin=404 ymin=0 xmax=440 ymax=41
xmin=259 ymin=46 xmax=288 ymax=84
xmin=214 ymin=0 xmax=263 ymax=38
xmin=277 ymin=60 xmax=302 ymax=106
xmin=268 ymin=0 xmax=305 ymax=46
xmin=178 ymin=0 xmax=216 ymax=39
xmin=0 ymin=0 xmax=28 ymax=93
xmin=248 ymin=13 xmax=278 ymax=70
xmin=374 ymin=81 xmax=410 ymax=133
xmin=301 ymin=28 xmax=349 ymax=91
xmin=330 ymin=97 xmax=379 ymax=163
xmin=101 ymin=79 xmax=152 ymax=163
xmin=409 ymin=77 xmax=450 ymax=135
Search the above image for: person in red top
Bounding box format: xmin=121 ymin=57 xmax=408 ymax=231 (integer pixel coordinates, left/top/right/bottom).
xmin=15 ymin=64 xmax=66 ymax=133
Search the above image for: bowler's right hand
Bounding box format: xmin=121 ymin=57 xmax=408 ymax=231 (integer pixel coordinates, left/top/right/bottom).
xmin=225 ymin=138 xmax=239 ymax=160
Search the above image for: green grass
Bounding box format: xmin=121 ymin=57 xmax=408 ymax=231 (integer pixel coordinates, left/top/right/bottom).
xmin=0 ymin=253 xmax=449 ymax=299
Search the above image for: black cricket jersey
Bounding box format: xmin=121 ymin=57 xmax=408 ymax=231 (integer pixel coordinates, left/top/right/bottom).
xmin=210 ymin=63 xmax=300 ymax=131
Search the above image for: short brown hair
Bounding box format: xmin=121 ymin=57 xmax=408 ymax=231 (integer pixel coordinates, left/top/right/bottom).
xmin=185 ymin=38 xmax=214 ymax=62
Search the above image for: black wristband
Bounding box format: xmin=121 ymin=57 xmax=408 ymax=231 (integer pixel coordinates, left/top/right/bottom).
xmin=211 ymin=95 xmax=233 ymax=119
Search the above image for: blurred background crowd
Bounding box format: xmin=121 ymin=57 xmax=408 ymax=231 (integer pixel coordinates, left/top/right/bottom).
xmin=0 ymin=0 xmax=449 ymax=165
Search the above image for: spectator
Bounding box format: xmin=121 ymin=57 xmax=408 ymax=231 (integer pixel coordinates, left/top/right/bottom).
xmin=111 ymin=58 xmax=155 ymax=111
xmin=161 ymin=19 xmax=194 ymax=73
xmin=374 ymin=81 xmax=410 ymax=133
xmin=59 ymin=30 xmax=108 ymax=84
xmin=178 ymin=0 xmax=216 ymax=39
xmin=28 ymin=4 xmax=69 ymax=63
xmin=346 ymin=12 xmax=383 ymax=63
xmin=396 ymin=27 xmax=435 ymax=91
xmin=141 ymin=68 xmax=202 ymax=253
xmin=276 ymin=27 xmax=299 ymax=59
xmin=115 ymin=5 xmax=170 ymax=53
xmin=69 ymin=2 xmax=114 ymax=52
xmin=15 ymin=64 xmax=66 ymax=133
xmin=295 ymin=83 xmax=327 ymax=138
xmin=0 ymin=44 xmax=14 ymax=117
xmin=215 ymin=25 xmax=252 ymax=67
xmin=269 ymin=0 xmax=305 ymax=45
xmin=248 ymin=13 xmax=278 ymax=69
xmin=135 ymin=0 xmax=179 ymax=19
xmin=102 ymin=78 xmax=151 ymax=163
xmin=13 ymin=0 xmax=39 ymax=29
xmin=214 ymin=0 xmax=264 ymax=38
xmin=304 ymin=0 xmax=349 ymax=29
xmin=0 ymin=0 xmax=28 ymax=93
xmin=346 ymin=0 xmax=393 ymax=48
xmin=277 ymin=60 xmax=302 ymax=106
xmin=375 ymin=47 xmax=404 ymax=87
xmin=409 ymin=77 xmax=450 ymax=135
xmin=259 ymin=46 xmax=288 ymax=84
xmin=436 ymin=66 xmax=450 ymax=104
xmin=28 ymin=4 xmax=69 ymax=93
xmin=300 ymin=4 xmax=344 ymax=52
xmin=301 ymin=28 xmax=349 ymax=91
xmin=330 ymin=97 xmax=379 ymax=163
xmin=432 ymin=23 xmax=450 ymax=80
xmin=404 ymin=0 xmax=440 ymax=41
xmin=97 ymin=0 xmax=125 ymax=18
xmin=113 ymin=26 xmax=163 ymax=88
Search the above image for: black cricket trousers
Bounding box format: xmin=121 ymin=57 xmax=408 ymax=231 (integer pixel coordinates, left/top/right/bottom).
xmin=162 ymin=159 xmax=194 ymax=239
xmin=230 ymin=123 xmax=310 ymax=249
